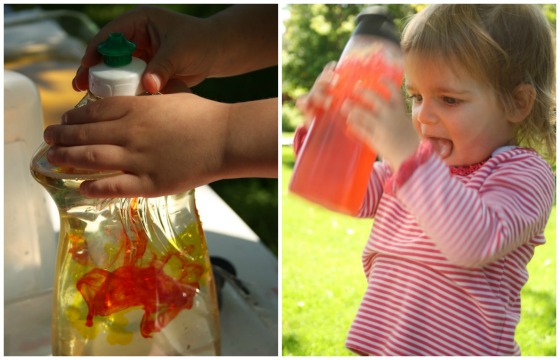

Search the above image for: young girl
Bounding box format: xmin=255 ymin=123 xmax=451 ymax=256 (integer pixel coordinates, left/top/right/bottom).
xmin=295 ymin=4 xmax=555 ymax=355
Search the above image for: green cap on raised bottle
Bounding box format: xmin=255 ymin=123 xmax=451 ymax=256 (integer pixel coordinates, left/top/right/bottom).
xmin=97 ymin=32 xmax=136 ymax=67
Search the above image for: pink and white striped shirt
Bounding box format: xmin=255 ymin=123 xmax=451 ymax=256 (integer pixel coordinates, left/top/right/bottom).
xmin=340 ymin=141 xmax=555 ymax=355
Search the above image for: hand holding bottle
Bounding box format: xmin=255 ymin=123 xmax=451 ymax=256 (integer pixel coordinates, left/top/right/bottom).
xmin=73 ymin=5 xmax=277 ymax=93
xmin=296 ymin=62 xmax=338 ymax=128
xmin=341 ymin=80 xmax=419 ymax=170
xmin=289 ymin=7 xmax=410 ymax=214
xmin=298 ymin=62 xmax=418 ymax=170
xmin=44 ymin=94 xmax=277 ymax=198
xmin=48 ymin=6 xmax=278 ymax=198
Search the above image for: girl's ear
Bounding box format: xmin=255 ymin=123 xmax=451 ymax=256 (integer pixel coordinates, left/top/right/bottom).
xmin=509 ymin=83 xmax=536 ymax=124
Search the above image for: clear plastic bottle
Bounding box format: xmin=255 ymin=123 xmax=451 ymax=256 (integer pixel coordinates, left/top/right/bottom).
xmin=30 ymin=33 xmax=220 ymax=355
xmin=289 ymin=7 xmax=403 ymax=215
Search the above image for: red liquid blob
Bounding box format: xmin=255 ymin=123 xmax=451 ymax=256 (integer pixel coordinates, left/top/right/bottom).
xmin=77 ymin=263 xmax=201 ymax=338
xmin=73 ymin=198 xmax=206 ymax=338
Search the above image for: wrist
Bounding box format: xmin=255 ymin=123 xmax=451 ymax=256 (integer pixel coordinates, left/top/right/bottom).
xmin=220 ymin=99 xmax=278 ymax=179
xmin=202 ymin=15 xmax=226 ymax=78
xmin=393 ymin=139 xmax=435 ymax=190
xmin=173 ymin=93 xmax=231 ymax=185
xmin=387 ymin=134 xmax=420 ymax=171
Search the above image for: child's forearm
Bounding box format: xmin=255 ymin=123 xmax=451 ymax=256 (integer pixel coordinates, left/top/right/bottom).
xmin=394 ymin=143 xmax=554 ymax=267
xmin=219 ymin=98 xmax=278 ymax=179
xmin=208 ymin=5 xmax=277 ymax=77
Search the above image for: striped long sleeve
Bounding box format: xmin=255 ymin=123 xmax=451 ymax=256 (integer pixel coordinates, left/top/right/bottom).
xmin=346 ymin=142 xmax=554 ymax=356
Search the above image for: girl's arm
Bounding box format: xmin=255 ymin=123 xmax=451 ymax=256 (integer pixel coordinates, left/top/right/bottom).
xmin=354 ymin=161 xmax=392 ymax=218
xmin=394 ymin=141 xmax=555 ymax=268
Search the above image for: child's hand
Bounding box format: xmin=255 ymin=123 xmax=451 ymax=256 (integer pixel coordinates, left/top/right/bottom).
xmin=73 ymin=5 xmax=277 ymax=94
xmin=73 ymin=6 xmax=217 ymax=94
xmin=342 ymin=79 xmax=419 ymax=170
xmin=44 ymin=94 xmax=228 ymax=197
xmin=43 ymin=92 xmax=277 ymax=198
xmin=296 ymin=62 xmax=338 ymax=128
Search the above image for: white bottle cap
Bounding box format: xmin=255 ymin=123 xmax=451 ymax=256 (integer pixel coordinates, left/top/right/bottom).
xmin=89 ymin=57 xmax=147 ymax=97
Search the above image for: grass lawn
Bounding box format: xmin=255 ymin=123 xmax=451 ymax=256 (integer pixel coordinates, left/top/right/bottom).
xmin=281 ymin=145 xmax=556 ymax=356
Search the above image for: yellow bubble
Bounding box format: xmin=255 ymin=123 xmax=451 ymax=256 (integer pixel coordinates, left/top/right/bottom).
xmin=106 ymin=330 xmax=134 ymax=345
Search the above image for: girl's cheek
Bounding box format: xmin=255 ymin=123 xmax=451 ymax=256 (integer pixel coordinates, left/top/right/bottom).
xmin=411 ymin=111 xmax=421 ymax=133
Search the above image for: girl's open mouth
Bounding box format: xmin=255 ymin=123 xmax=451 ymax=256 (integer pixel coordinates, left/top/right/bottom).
xmin=426 ymin=137 xmax=453 ymax=159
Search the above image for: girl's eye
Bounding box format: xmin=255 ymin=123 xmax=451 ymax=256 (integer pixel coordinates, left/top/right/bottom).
xmin=408 ymin=94 xmax=422 ymax=103
xmin=442 ymin=96 xmax=460 ymax=105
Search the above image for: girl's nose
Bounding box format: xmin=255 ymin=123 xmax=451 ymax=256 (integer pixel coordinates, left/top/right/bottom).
xmin=416 ymin=102 xmax=438 ymax=125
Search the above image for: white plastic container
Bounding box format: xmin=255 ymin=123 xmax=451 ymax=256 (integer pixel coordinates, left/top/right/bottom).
xmin=4 ymin=70 xmax=58 ymax=302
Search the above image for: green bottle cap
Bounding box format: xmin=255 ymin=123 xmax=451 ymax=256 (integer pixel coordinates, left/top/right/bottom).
xmin=97 ymin=32 xmax=137 ymax=67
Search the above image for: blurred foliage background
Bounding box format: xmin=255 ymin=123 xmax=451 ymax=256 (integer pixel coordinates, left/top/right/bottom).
xmin=7 ymin=4 xmax=278 ymax=255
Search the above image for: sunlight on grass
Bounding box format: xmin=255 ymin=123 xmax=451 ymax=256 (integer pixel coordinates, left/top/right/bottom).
xmin=282 ymin=145 xmax=556 ymax=356
xmin=516 ymin=205 xmax=556 ymax=356
xmin=282 ymin=147 xmax=367 ymax=356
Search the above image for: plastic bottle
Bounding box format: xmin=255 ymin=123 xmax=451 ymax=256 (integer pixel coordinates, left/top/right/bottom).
xmin=30 ymin=33 xmax=220 ymax=356
xmin=289 ymin=7 xmax=403 ymax=215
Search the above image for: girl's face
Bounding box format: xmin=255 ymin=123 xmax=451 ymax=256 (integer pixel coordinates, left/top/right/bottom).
xmin=404 ymin=53 xmax=516 ymax=166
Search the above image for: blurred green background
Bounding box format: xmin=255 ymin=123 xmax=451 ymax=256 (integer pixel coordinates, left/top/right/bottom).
xmin=6 ymin=4 xmax=279 ymax=256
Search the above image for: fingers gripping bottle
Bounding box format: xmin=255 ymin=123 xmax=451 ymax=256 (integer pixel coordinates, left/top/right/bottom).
xmin=30 ymin=33 xmax=220 ymax=355
xmin=289 ymin=7 xmax=403 ymax=215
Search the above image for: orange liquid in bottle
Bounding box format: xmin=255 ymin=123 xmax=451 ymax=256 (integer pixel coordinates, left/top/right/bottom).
xmin=289 ymin=53 xmax=402 ymax=214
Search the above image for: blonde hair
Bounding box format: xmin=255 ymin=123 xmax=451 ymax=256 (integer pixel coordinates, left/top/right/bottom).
xmin=401 ymin=4 xmax=555 ymax=161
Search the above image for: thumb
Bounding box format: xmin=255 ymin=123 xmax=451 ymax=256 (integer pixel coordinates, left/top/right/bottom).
xmin=142 ymin=53 xmax=176 ymax=93
xmin=142 ymin=72 xmax=164 ymax=94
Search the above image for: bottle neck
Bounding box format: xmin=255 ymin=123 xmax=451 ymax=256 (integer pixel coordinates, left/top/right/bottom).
xmin=88 ymin=57 xmax=147 ymax=97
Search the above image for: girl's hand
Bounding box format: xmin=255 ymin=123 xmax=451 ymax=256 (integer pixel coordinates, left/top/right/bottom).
xmin=342 ymin=79 xmax=419 ymax=170
xmin=296 ymin=62 xmax=338 ymax=128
